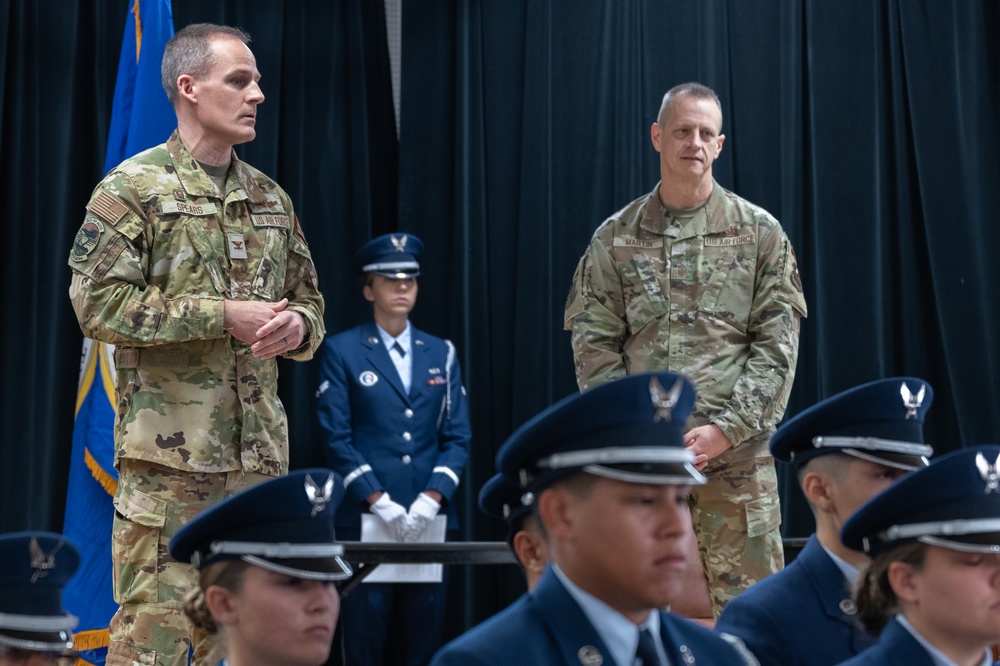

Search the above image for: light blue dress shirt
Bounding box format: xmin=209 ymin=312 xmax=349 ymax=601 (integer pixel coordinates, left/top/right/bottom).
xmin=376 ymin=322 xmax=412 ymax=393
xmin=553 ymin=564 xmax=669 ymax=666
xmin=896 ymin=614 xmax=991 ymax=666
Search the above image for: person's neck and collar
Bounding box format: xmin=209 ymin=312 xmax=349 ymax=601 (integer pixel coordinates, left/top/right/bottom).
xmin=656 ymin=175 xmax=715 ymax=214
xmin=551 ymin=564 xmax=667 ymax=666
xmin=894 ymin=614 xmax=992 ymax=666
xmin=174 ymin=100 xmax=237 ymax=171
xmin=375 ymin=320 xmax=411 ymax=354
xmin=814 ymin=516 xmax=866 ymax=581
xmin=802 ymin=458 xmax=874 ymax=574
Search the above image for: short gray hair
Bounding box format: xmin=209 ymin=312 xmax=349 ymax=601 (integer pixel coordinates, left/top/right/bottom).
xmin=657 ymin=82 xmax=722 ymax=126
xmin=161 ymin=23 xmax=252 ymax=104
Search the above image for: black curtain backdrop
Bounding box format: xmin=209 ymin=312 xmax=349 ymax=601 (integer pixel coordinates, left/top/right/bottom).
xmin=2 ymin=0 xmax=998 ymax=639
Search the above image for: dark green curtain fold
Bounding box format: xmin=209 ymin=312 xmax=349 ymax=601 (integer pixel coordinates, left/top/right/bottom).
xmin=2 ymin=0 xmax=998 ymax=640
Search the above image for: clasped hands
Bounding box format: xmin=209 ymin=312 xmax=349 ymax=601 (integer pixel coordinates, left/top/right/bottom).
xmin=370 ymin=492 xmax=441 ymax=542
xmin=223 ymin=297 xmax=306 ymax=360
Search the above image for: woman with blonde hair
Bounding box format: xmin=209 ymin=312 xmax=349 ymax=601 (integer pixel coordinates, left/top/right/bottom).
xmin=839 ymin=445 xmax=1000 ymax=666
xmin=170 ymin=469 xmax=352 ymax=666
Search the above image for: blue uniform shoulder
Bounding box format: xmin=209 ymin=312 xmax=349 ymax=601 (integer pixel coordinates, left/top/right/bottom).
xmin=326 ymin=323 xmax=370 ymax=347
xmin=662 ymin=612 xmax=755 ymax=664
xmin=430 ymin=595 xmax=537 ymax=665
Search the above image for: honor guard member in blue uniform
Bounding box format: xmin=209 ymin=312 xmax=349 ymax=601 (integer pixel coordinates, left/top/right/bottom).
xmin=0 ymin=532 xmax=80 ymax=666
xmin=839 ymin=446 xmax=1000 ymax=666
xmin=317 ymin=233 xmax=472 ymax=666
xmin=170 ymin=469 xmax=352 ymax=666
xmin=715 ymin=377 xmax=934 ymax=665
xmin=479 ymin=473 xmax=550 ymax=592
xmin=431 ymin=372 xmax=758 ymax=666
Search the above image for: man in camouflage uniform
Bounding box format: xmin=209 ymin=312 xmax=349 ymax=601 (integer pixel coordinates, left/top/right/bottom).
xmin=564 ymin=82 xmax=807 ymax=617
xmin=67 ymin=24 xmax=324 ymax=666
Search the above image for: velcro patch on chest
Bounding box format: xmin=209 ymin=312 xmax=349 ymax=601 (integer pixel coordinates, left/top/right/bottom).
xmin=88 ymin=191 xmax=129 ymax=226
xmin=251 ymin=214 xmax=290 ymax=229
xmin=613 ymin=237 xmax=664 ymax=249
xmin=161 ymin=200 xmax=219 ymax=216
xmin=705 ymin=233 xmax=755 ymax=246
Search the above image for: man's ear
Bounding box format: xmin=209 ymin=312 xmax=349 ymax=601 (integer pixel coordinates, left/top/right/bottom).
xmin=176 ymin=74 xmax=196 ymax=103
xmin=801 ymin=471 xmax=835 ymax=513
xmin=714 ymin=133 xmax=725 ymax=158
xmin=513 ymin=528 xmax=548 ymax=576
xmin=362 ymin=284 xmax=375 ymax=302
xmin=537 ymin=488 xmax=573 ymax=542
xmin=650 ymin=122 xmax=663 ymax=153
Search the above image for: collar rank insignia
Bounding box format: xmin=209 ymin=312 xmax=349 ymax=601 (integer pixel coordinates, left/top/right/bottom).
xmin=390 ymin=234 xmax=407 ymax=252
xmin=304 ymin=473 xmax=335 ymax=517
xmin=900 ymin=382 xmax=925 ymax=420
xmin=29 ymin=537 xmax=63 ymax=584
xmin=975 ymin=452 xmax=1000 ymax=495
xmin=649 ymin=377 xmax=683 ymax=423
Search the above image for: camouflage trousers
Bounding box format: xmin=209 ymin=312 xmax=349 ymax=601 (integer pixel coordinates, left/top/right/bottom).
xmin=108 ymin=459 xmax=272 ymax=666
xmin=689 ymin=454 xmax=783 ymax=617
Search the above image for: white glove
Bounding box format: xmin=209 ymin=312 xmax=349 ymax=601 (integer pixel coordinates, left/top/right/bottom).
xmin=370 ymin=493 xmax=410 ymax=541
xmin=403 ymin=492 xmax=441 ymax=541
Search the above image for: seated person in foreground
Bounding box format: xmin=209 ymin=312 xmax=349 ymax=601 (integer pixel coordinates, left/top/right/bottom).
xmin=839 ymin=445 xmax=1000 ymax=666
xmin=479 ymin=473 xmax=550 ymax=593
xmin=431 ymin=372 xmax=757 ymax=666
xmin=715 ymin=377 xmax=934 ymax=665
xmin=170 ymin=469 xmax=352 ymax=666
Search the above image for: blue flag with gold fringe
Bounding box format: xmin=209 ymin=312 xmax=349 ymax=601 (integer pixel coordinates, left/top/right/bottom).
xmin=62 ymin=2 xmax=174 ymax=664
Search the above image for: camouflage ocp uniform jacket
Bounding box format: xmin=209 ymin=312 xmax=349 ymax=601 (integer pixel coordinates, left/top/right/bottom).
xmin=68 ymin=131 xmax=325 ymax=477
xmin=565 ymin=181 xmax=807 ymax=461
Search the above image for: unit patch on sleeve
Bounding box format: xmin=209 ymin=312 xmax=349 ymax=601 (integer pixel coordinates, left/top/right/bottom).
xmin=71 ymin=216 xmax=105 ymax=262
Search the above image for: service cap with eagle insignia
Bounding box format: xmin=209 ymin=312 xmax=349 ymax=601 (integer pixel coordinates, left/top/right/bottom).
xmin=495 ymin=372 xmax=706 ymax=499
xmin=0 ymin=531 xmax=80 ymax=653
xmin=770 ymin=377 xmax=934 ymax=471
xmin=170 ymin=469 xmax=352 ymax=580
xmin=354 ymin=232 xmax=424 ymax=278
xmin=478 ymin=472 xmax=535 ymax=536
xmin=842 ymin=445 xmax=1000 ymax=556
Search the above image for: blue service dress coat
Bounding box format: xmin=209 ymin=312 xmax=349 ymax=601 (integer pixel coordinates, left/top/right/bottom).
xmin=715 ymin=535 xmax=876 ymax=665
xmin=317 ymin=322 xmax=471 ymax=531
xmin=836 ymin=616 xmax=997 ymax=666
xmin=430 ymin=566 xmax=756 ymax=666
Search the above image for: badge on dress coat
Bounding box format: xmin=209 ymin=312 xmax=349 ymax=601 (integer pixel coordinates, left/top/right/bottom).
xmin=359 ymin=371 xmax=379 ymax=387
xmin=577 ymin=646 xmax=602 ymax=665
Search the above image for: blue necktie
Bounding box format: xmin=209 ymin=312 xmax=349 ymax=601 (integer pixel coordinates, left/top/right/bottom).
xmin=635 ymin=628 xmax=661 ymax=666
xmin=392 ymin=341 xmax=406 ymax=357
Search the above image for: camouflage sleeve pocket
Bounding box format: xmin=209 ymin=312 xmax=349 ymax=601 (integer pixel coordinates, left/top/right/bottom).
xmin=775 ymin=240 xmax=808 ymax=318
xmin=282 ymin=225 xmax=320 ymax=296
xmin=111 ymin=482 xmax=167 ymax=604
xmin=744 ymin=494 xmax=781 ymax=538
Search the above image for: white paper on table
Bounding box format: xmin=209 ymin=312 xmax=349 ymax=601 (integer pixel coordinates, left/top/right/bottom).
xmin=359 ymin=514 xmax=446 ymax=583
